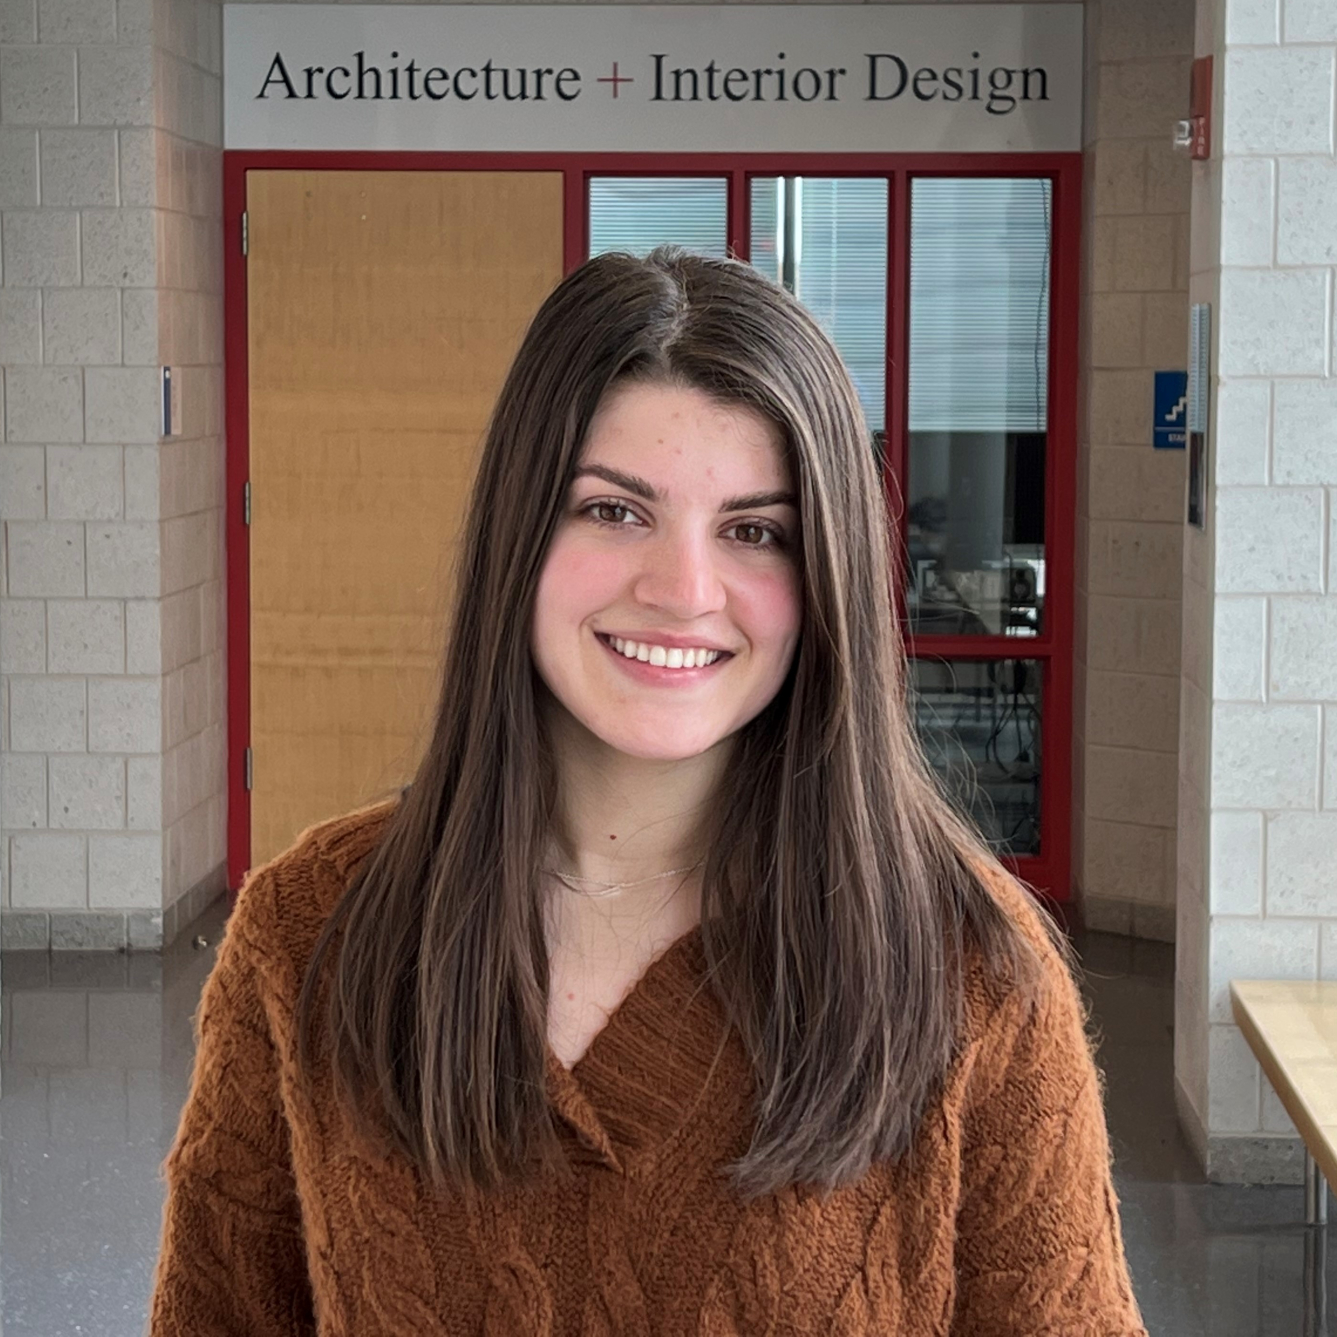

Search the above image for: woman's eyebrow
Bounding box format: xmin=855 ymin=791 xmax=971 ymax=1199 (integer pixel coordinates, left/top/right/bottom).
xmin=573 ymin=463 xmax=797 ymax=513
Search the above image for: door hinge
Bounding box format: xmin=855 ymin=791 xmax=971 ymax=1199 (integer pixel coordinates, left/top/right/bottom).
xmin=241 ymin=211 xmax=249 ymax=257
xmin=244 ymin=747 xmax=253 ymax=791
xmin=243 ymin=479 xmax=251 ymax=526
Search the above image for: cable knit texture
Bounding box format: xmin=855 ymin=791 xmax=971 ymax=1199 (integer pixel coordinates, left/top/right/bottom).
xmin=148 ymin=798 xmax=1148 ymax=1336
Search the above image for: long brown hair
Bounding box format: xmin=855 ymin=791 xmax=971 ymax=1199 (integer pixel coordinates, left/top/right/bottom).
xmin=294 ymin=244 xmax=1071 ymax=1201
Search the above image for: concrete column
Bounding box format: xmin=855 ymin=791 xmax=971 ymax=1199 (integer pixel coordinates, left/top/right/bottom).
xmin=1175 ymin=0 xmax=1337 ymax=1182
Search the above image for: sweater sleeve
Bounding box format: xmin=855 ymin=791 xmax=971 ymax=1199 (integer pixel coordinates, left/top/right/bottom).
xmin=147 ymin=868 xmax=317 ymax=1337
xmin=951 ymin=932 xmax=1148 ymax=1337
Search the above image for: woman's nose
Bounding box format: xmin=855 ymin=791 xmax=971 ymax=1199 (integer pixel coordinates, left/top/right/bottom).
xmin=632 ymin=527 xmax=727 ymax=618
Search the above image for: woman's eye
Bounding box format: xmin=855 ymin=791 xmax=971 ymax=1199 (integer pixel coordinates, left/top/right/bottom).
xmin=731 ymin=522 xmax=783 ymax=549
xmin=584 ymin=501 xmax=639 ymax=526
xmin=579 ymin=501 xmax=786 ymax=550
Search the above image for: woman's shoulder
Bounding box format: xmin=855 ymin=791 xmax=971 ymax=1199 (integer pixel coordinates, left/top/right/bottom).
xmin=973 ymin=860 xmax=1066 ymax=958
xmin=224 ymin=795 xmax=402 ymax=991
xmin=956 ymin=858 xmax=1086 ymax=1051
xmin=287 ymin=793 xmax=402 ymax=891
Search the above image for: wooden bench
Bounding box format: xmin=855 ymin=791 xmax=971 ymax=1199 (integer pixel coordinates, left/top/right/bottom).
xmin=1231 ymin=980 xmax=1337 ymax=1335
xmin=1231 ymin=980 xmax=1337 ymax=1224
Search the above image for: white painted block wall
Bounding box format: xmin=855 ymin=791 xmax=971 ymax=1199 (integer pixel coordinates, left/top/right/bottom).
xmin=1177 ymin=0 xmax=1337 ymax=1181
xmin=0 ymin=0 xmax=225 ymax=949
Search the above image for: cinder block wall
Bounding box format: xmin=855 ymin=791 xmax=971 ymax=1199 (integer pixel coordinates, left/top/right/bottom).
xmin=1072 ymin=0 xmax=1194 ymax=944
xmin=1175 ymin=0 xmax=1337 ymax=1184
xmin=0 ymin=0 xmax=225 ymax=949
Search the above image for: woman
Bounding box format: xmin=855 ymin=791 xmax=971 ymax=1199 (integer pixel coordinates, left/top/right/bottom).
xmin=149 ymin=246 xmax=1148 ymax=1335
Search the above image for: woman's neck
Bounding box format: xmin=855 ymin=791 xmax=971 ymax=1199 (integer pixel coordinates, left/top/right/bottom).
xmin=542 ymin=708 xmax=727 ymax=909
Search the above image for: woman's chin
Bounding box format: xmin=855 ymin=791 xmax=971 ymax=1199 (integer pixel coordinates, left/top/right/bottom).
xmin=590 ymin=722 xmax=725 ymax=764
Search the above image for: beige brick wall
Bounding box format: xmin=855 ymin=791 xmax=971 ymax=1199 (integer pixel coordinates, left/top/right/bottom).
xmin=1073 ymin=0 xmax=1194 ymax=943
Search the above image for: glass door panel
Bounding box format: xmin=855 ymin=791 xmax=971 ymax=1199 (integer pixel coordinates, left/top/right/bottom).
xmin=588 ymin=177 xmax=728 ymax=257
xmin=912 ymin=656 xmax=1042 ymax=856
xmin=905 ymin=178 xmax=1052 ymax=640
xmin=578 ymin=165 xmax=1066 ymax=872
xmin=749 ymin=176 xmax=888 ymax=445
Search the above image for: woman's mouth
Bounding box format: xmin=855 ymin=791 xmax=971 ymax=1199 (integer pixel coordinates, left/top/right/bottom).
xmin=595 ymin=633 xmax=733 ymax=684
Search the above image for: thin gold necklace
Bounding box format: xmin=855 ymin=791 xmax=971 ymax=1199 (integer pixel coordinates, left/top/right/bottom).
xmin=542 ymin=858 xmax=705 ymax=898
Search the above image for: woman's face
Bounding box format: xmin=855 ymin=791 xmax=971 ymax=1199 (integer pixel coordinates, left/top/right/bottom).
xmin=531 ymin=380 xmax=803 ymax=763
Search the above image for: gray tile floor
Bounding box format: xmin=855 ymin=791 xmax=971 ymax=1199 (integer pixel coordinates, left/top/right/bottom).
xmin=1 ymin=906 xmax=1332 ymax=1335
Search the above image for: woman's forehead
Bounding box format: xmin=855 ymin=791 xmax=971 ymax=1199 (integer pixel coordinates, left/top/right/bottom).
xmin=581 ymin=382 xmax=791 ymax=484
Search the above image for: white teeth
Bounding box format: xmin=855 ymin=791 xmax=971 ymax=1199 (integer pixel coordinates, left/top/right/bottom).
xmin=607 ymin=636 xmax=722 ymax=669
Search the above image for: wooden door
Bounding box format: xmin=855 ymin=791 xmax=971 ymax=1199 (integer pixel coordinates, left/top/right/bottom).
xmin=246 ymin=170 xmax=564 ymax=870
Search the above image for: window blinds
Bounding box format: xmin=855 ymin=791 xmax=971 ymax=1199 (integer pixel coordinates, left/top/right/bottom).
xmin=751 ymin=177 xmax=888 ymax=432
xmin=908 ymin=177 xmax=1052 ymax=434
xmin=586 ymin=174 xmax=1050 ymax=440
xmin=588 ymin=178 xmax=729 ymax=259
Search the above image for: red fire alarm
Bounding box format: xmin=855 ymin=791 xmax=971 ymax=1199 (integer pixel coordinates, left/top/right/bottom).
xmin=1174 ymin=56 xmax=1213 ymax=160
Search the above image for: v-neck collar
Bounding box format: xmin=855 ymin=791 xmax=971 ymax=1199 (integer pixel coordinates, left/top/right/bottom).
xmin=543 ymin=923 xmax=752 ymax=1173
xmin=317 ymin=802 xmax=753 ymax=1174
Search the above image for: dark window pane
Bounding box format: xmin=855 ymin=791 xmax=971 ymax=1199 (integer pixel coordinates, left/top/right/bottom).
xmin=910 ymin=657 xmax=1041 ymax=857
xmin=905 ymin=432 xmax=1045 ymax=637
xmin=906 ymin=179 xmax=1051 ymax=639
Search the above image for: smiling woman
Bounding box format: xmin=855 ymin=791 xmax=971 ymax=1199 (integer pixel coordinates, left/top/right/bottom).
xmin=531 ymin=379 xmax=802 ymax=768
xmin=149 ymin=246 xmax=1148 ymax=1337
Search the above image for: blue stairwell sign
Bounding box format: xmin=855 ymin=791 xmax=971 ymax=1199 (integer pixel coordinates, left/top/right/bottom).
xmin=1154 ymin=370 xmax=1188 ymax=449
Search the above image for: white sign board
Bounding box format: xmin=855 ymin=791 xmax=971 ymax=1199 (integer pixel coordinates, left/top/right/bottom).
xmin=224 ymin=5 xmax=1083 ymax=152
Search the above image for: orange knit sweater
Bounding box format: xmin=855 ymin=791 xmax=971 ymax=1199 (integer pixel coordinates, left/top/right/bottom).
xmin=149 ymin=799 xmax=1148 ymax=1336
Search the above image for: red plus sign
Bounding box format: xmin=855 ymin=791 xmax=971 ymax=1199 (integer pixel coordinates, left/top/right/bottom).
xmin=597 ymin=62 xmax=634 ymax=98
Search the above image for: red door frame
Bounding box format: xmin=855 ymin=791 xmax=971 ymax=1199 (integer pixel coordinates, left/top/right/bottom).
xmin=224 ymin=150 xmax=1082 ymax=906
